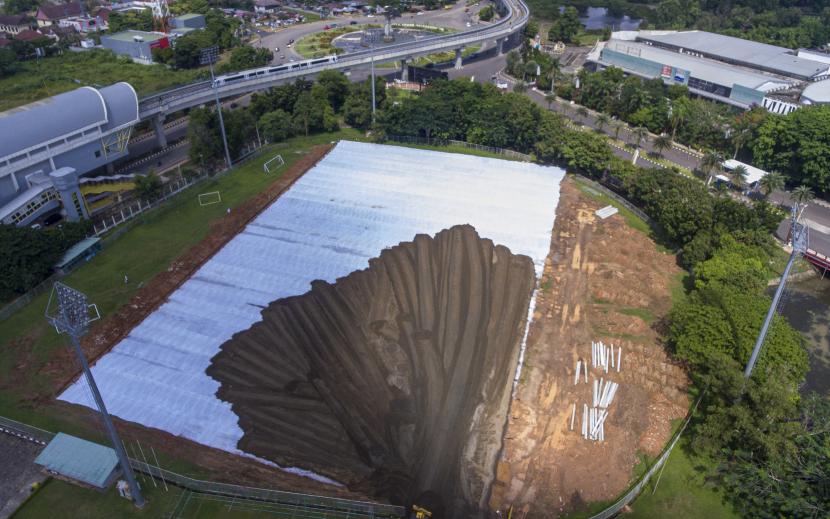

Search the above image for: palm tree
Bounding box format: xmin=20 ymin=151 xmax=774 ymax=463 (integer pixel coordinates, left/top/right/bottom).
xmin=595 ymin=113 xmax=610 ymax=133
xmin=631 ymin=126 xmax=649 ymax=149
xmin=545 ymin=92 xmax=557 ymax=110
xmin=513 ymin=80 xmax=528 ymax=94
xmin=612 ymin=122 xmax=623 ymax=141
xmin=653 ymin=134 xmax=672 ymax=158
xmin=699 ymin=151 xmax=724 ymax=185
xmin=731 ymin=127 xmax=750 ymax=159
xmin=759 ymin=171 xmax=785 ymax=198
xmin=731 ymin=164 xmax=749 ymax=187
xmin=791 ymin=185 xmax=815 ymax=206
xmin=576 ymin=105 xmax=589 ymax=125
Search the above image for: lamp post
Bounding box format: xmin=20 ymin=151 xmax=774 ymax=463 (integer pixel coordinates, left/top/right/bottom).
xmin=200 ymin=46 xmax=233 ymax=170
xmin=370 ymin=42 xmax=376 ymax=123
xmin=45 ymin=282 xmax=145 ymax=508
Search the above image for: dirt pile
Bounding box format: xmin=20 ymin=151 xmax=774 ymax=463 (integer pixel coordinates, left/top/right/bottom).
xmin=208 ymin=224 xmax=537 ymax=516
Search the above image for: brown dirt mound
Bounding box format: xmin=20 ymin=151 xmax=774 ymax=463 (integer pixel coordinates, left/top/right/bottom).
xmin=207 ymin=224 xmax=537 ymax=517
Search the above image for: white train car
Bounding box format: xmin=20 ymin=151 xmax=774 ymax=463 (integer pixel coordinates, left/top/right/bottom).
xmin=212 ymin=55 xmax=339 ymax=87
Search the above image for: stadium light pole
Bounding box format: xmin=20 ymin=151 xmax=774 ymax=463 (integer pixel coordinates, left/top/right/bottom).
xmin=45 ymin=282 xmax=145 ymax=508
xmin=370 ymin=42 xmax=377 ymax=123
xmin=201 ymin=46 xmax=233 ymax=171
xmin=743 ymin=217 xmax=807 ymax=378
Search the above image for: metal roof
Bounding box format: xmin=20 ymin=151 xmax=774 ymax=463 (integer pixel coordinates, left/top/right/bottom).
xmin=638 ymin=31 xmax=830 ymax=79
xmin=55 ymin=237 xmax=101 ymax=268
xmin=0 ymin=83 xmax=138 ymax=162
xmin=0 ymin=87 xmax=107 ymax=160
xmin=34 ymin=433 xmax=119 ymax=488
xmin=103 ymin=29 xmax=167 ymax=42
xmin=802 ymin=80 xmax=830 ymax=104
xmin=603 ymin=40 xmax=793 ymax=91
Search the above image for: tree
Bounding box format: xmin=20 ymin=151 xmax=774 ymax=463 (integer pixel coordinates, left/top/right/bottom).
xmin=759 ymin=171 xmax=785 ymax=197
xmin=631 ymin=126 xmax=649 ymax=152
xmin=575 ymin=105 xmax=589 ymax=125
xmin=259 ymin=109 xmax=293 ymax=142
xmin=0 ymin=48 xmax=18 ymax=78
xmin=134 ymin=171 xmax=163 ymax=202
xmin=315 ymin=70 xmax=350 ymax=112
xmin=612 ymin=122 xmax=623 ymax=141
xmin=595 ymin=112 xmax=610 ymax=133
xmin=292 ymin=91 xmax=324 ymax=136
xmin=3 ymin=0 xmax=39 ymax=13
xmin=513 ymin=80 xmax=527 ymax=94
xmin=700 ymin=151 xmax=724 ymax=185
xmin=653 ymin=134 xmax=672 ymax=157
xmin=544 ymin=92 xmax=556 ymax=110
xmin=478 ymin=4 xmax=494 ymax=21
xmin=790 ymin=185 xmax=814 ymax=208
xmin=225 ymin=45 xmax=272 ymax=71
xmin=731 ymin=164 xmax=748 ymax=186
xmin=187 ymin=107 xmax=221 ymax=165
xmin=548 ymin=6 xmax=581 ymax=43
xmin=560 ymin=131 xmax=613 ymax=178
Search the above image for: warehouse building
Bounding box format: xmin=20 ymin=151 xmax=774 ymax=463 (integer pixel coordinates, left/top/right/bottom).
xmin=0 ymin=83 xmax=139 ymax=226
xmin=101 ymin=30 xmax=169 ymax=64
xmin=587 ymin=30 xmax=830 ymax=114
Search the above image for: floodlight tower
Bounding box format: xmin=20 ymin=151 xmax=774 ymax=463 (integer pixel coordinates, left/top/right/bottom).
xmin=151 ymin=0 xmax=171 ymax=33
xmin=743 ymin=207 xmax=808 ymax=378
xmin=201 ymin=45 xmax=233 ymax=170
xmin=45 ymin=282 xmax=145 ymax=508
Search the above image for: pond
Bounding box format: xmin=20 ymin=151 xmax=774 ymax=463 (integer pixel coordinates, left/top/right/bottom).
xmin=560 ymin=6 xmax=642 ymax=31
xmin=774 ymin=276 xmax=830 ymax=395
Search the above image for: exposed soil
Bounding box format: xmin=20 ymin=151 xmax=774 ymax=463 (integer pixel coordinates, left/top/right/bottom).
xmin=208 ymin=225 xmax=537 ymax=517
xmin=488 ymin=178 xmax=689 ymax=518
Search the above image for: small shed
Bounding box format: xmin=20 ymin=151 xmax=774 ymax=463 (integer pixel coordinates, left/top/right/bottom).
xmin=55 ymin=237 xmax=101 ymax=275
xmin=34 ymin=433 xmax=121 ymax=490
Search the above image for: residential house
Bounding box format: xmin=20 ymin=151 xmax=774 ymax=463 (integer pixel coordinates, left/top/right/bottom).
xmin=36 ymin=2 xmax=83 ymax=27
xmin=0 ymin=14 xmax=30 ymax=35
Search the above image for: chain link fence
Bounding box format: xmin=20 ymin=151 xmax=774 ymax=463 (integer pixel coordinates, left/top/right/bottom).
xmin=383 ymin=135 xmax=533 ymax=162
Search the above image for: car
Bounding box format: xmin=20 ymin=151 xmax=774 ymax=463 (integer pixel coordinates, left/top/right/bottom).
xmin=466 ymin=22 xmax=471 ymax=27
xmin=280 ymin=54 xmax=285 ymax=59
xmin=290 ymin=58 xmax=296 ymax=62
xmin=416 ymin=11 xmax=423 ymax=15
xmin=288 ymin=38 xmax=294 ymax=44
xmin=350 ymin=20 xmax=357 ymax=24
xmin=367 ymin=13 xmax=374 ymax=17
xmin=323 ymin=24 xmax=330 ymax=30
xmin=274 ymin=46 xmax=279 ymax=51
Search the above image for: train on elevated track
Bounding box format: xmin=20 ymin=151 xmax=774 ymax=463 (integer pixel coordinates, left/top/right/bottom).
xmin=212 ymin=55 xmax=340 ymax=87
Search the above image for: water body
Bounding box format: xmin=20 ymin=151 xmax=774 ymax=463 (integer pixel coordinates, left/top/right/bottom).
xmin=559 ymin=6 xmax=642 ymax=31
xmin=775 ymin=277 xmax=830 ymax=395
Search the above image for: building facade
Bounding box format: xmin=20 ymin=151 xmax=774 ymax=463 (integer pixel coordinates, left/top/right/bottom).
xmin=0 ymin=83 xmax=139 ymax=226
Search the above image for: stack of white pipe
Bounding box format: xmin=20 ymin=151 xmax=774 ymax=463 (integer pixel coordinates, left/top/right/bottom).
xmin=581 ymin=379 xmax=619 ymax=442
xmin=591 ymin=341 xmax=622 ymax=373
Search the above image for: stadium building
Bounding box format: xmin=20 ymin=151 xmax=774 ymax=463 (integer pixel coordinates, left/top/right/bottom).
xmin=0 ymin=83 xmax=139 ymax=226
xmin=587 ymin=30 xmax=830 ymax=114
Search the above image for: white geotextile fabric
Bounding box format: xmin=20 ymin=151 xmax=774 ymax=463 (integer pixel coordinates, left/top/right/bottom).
xmin=60 ymin=140 xmax=566 ymax=459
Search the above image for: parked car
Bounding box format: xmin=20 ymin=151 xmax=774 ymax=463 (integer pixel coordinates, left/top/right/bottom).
xmin=274 ymin=46 xmax=279 ymax=51
xmin=350 ymin=20 xmax=357 ymax=24
xmin=324 ymin=24 xmax=330 ymax=29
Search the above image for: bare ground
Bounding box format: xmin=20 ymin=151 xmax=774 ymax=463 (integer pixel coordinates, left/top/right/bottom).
xmin=489 ymin=178 xmax=689 ymax=518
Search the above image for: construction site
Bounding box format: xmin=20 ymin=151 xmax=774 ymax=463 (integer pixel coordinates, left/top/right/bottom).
xmin=5 ymin=140 xmax=690 ymax=518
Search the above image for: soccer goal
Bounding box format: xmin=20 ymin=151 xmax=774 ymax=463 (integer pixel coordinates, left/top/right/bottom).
xmin=198 ymin=191 xmax=222 ymax=206
xmin=263 ymin=154 xmax=285 ymax=174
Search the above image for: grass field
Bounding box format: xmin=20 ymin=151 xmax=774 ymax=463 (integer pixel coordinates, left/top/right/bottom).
xmin=0 ymin=50 xmax=207 ymax=112
xmin=0 ymin=129 xmax=365 ymax=438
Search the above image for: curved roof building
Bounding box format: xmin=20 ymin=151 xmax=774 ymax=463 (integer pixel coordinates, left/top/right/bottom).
xmin=0 ymin=83 xmax=139 ymax=226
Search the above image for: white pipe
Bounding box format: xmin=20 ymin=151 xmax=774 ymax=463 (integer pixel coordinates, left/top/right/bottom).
xmin=591 ymin=410 xmax=609 ymax=438
xmin=574 ymin=360 xmax=581 ymax=385
xmin=610 ymin=344 xmax=615 ymax=368
xmin=570 ymin=402 xmax=576 ymax=430
xmin=583 ymin=361 xmax=588 ymax=383
xmin=592 ymin=379 xmax=598 ymax=407
xmin=617 ymin=347 xmax=622 ymax=373
xmin=582 ymin=404 xmax=588 ymax=438
xmin=605 ymin=348 xmax=610 ymax=373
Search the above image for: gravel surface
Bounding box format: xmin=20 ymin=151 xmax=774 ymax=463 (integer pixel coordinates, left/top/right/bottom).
xmin=0 ymin=434 xmax=45 ymax=519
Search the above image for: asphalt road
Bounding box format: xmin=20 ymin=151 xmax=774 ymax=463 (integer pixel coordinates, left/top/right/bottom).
xmin=256 ymin=1 xmax=491 ymax=65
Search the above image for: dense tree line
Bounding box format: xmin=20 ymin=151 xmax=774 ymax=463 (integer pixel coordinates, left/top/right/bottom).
xmin=0 ymin=222 xmax=91 ymax=300
xmin=151 ymin=10 xmax=241 ymax=69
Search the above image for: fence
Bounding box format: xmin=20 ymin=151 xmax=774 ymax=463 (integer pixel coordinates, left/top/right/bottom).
xmin=0 ymin=414 xmax=404 ymax=518
xmin=384 ymin=135 xmax=533 ymax=162
xmin=587 ymin=395 xmax=702 ymax=519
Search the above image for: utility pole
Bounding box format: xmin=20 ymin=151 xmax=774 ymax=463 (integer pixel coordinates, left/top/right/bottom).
xmin=45 ymin=283 xmax=145 ymax=508
xmin=201 ymin=46 xmax=233 ymax=171
xmin=743 ymin=217 xmax=807 ymax=378
xmin=370 ymin=43 xmax=376 ymax=124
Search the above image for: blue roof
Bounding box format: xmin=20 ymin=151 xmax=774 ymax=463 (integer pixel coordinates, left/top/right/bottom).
xmin=55 ymin=237 xmax=101 ymax=269
xmin=34 ymin=433 xmax=119 ymax=488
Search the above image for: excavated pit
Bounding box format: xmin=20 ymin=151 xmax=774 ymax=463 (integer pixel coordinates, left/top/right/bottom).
xmin=207 ymin=225 xmax=536 ymax=516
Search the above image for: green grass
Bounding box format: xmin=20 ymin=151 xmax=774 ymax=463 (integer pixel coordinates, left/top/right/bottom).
xmin=616 ymin=306 xmax=656 ymax=325
xmin=0 ymin=50 xmax=207 ymax=112
xmin=383 ymin=141 xmax=525 ymax=161
xmin=625 ymin=438 xmax=740 ymax=519
xmin=294 ymin=26 xmax=367 ymax=58
xmin=411 ymin=45 xmax=479 ymax=67
xmin=0 ymin=129 xmax=365 ymax=445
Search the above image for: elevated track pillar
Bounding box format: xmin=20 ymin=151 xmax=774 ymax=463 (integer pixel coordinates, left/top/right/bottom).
xmin=400 ymin=59 xmax=409 ymax=82
xmin=497 ymin=37 xmax=505 ymax=55
xmin=152 ymin=114 xmax=168 ymax=149
xmin=454 ymin=48 xmax=463 ymax=70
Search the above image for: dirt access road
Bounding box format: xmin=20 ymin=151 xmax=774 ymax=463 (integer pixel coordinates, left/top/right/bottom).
xmin=489 ymin=178 xmax=690 ymax=517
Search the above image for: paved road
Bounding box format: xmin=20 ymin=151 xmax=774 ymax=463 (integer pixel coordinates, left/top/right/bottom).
xmin=0 ymin=435 xmax=45 ymax=519
xmin=257 ymin=1 xmax=491 ymax=65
